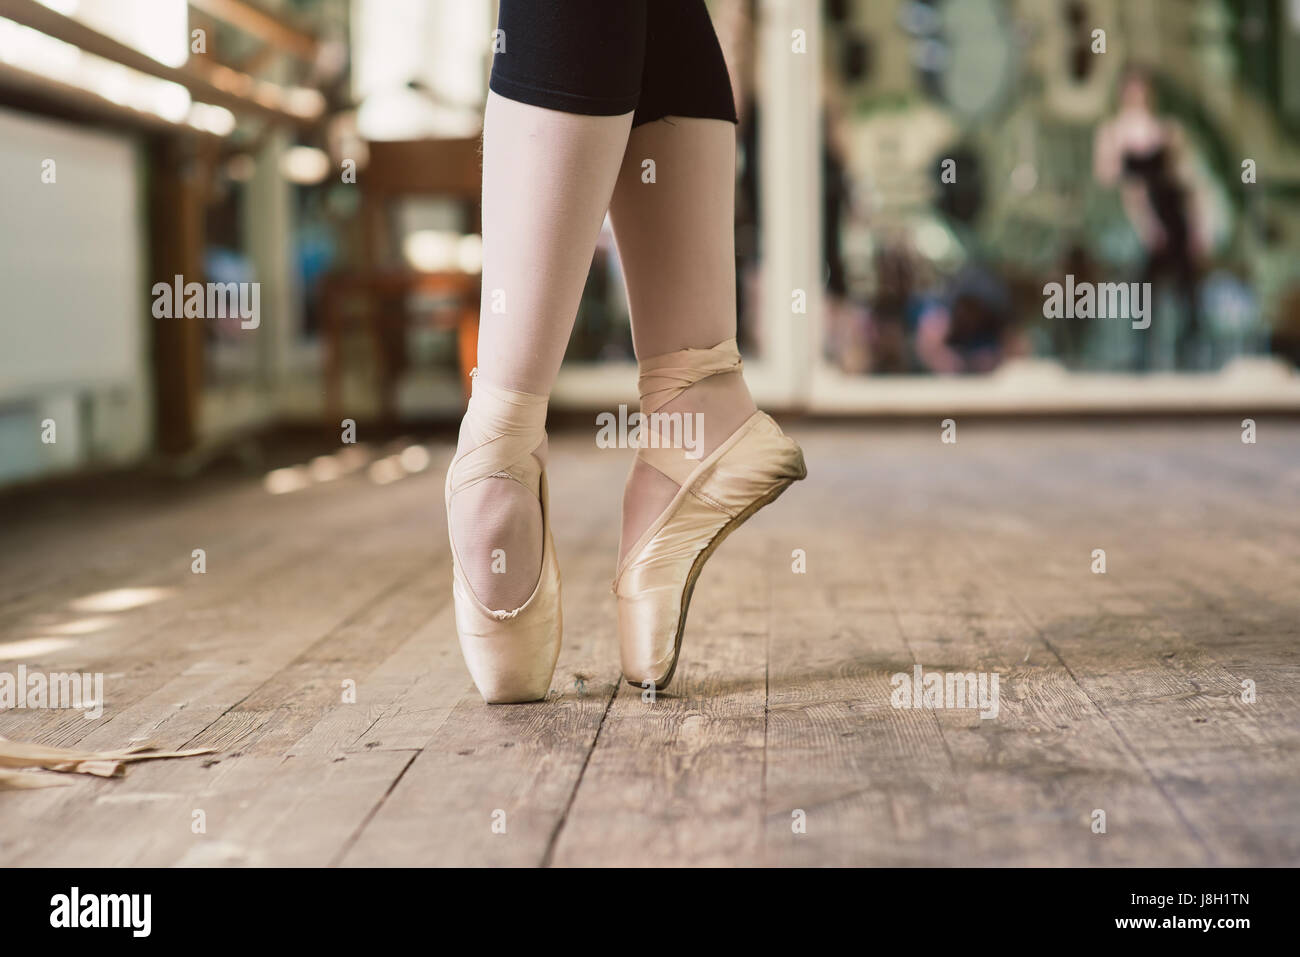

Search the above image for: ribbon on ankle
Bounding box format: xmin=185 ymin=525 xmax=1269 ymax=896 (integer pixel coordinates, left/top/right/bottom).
xmin=634 ymin=338 xmax=743 ymax=486
xmin=448 ymin=371 xmax=548 ymax=496
xmin=637 ymin=338 xmax=743 ymax=414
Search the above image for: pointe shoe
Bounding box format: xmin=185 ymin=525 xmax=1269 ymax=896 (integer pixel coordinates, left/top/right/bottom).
xmin=613 ymin=339 xmax=806 ymax=690
xmin=446 ymin=373 xmax=561 ymax=703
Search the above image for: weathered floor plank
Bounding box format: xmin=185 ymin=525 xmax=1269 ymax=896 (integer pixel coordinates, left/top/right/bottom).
xmin=337 ymin=450 xmax=625 ymax=867
xmin=1 ymin=420 xmax=1296 ymax=866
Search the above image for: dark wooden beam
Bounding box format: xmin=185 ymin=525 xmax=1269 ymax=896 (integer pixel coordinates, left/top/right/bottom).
xmin=0 ymin=0 xmax=323 ymax=124
xmin=147 ymin=138 xmax=211 ymax=455
xmin=0 ymin=61 xmax=223 ymax=138
xmin=188 ymin=0 xmax=319 ymax=63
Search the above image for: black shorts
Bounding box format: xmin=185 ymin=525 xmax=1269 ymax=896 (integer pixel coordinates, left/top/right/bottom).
xmin=488 ymin=0 xmax=738 ymax=128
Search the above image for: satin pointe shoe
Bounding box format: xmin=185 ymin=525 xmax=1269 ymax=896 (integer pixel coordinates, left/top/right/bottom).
xmin=445 ymin=372 xmax=561 ymax=703
xmin=613 ymin=339 xmax=806 ymax=690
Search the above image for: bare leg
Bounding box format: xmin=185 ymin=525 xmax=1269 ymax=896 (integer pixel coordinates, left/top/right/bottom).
xmin=608 ymin=116 xmax=756 ymax=564
xmin=451 ymin=92 xmax=632 ymax=610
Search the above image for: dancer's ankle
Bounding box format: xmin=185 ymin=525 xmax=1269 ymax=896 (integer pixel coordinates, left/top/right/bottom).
xmin=648 ymin=370 xmax=755 ymax=462
xmin=447 ymin=376 xmax=549 ymax=612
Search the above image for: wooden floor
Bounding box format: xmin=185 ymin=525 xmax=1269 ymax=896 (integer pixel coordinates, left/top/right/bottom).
xmin=1 ymin=420 xmax=1297 ymax=866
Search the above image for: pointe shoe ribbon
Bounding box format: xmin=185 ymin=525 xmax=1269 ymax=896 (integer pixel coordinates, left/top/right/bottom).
xmin=446 ymin=371 xmax=562 ymax=703
xmin=448 ymin=370 xmax=547 ymax=498
xmin=614 ymin=339 xmax=806 ymax=690
xmin=637 ymin=338 xmax=744 ymax=412
xmin=634 ymin=338 xmax=744 ymax=486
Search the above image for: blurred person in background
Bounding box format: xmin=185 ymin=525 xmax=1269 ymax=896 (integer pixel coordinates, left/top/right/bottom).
xmin=914 ymin=265 xmax=1027 ymax=374
xmin=869 ymin=243 xmax=917 ymax=373
xmin=1094 ymin=65 xmax=1212 ymax=369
